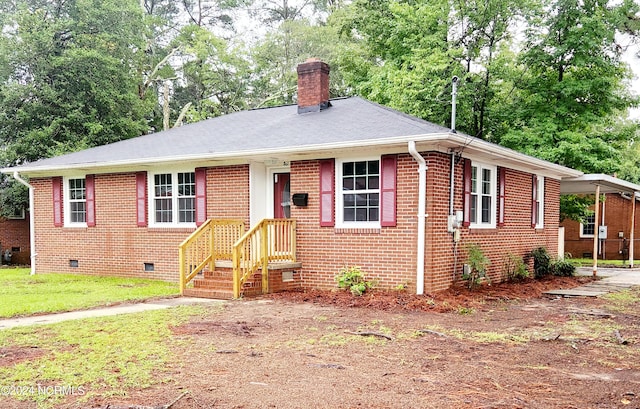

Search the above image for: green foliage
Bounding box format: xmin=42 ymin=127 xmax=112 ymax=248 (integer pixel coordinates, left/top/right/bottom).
xmin=528 ymin=247 xmax=552 ymax=278
xmin=528 ymin=247 xmax=576 ymax=278
xmin=463 ymin=244 xmax=490 ymax=290
xmin=551 ymin=258 xmax=576 ymax=277
xmin=502 ymin=253 xmax=529 ymax=282
xmin=335 ymin=266 xmax=374 ymax=296
xmin=560 ymin=195 xmax=595 ymax=223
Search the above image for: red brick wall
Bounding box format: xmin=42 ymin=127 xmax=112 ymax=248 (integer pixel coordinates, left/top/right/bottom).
xmin=0 ymin=216 xmax=30 ymax=265
xmin=31 ymin=165 xmax=249 ymax=281
xmin=291 ymin=155 xmax=419 ymax=291
xmin=562 ymin=194 xmax=640 ymax=260
xmin=31 ymin=154 xmax=561 ymax=292
xmin=292 ymin=152 xmax=561 ymax=293
xmin=427 ymin=155 xmax=561 ymax=291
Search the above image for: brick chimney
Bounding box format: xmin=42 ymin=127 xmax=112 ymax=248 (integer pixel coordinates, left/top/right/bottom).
xmin=296 ymin=58 xmax=331 ymax=114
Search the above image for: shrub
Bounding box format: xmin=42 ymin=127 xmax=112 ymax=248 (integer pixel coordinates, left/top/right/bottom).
xmin=529 ymin=247 xmax=552 ymax=278
xmin=552 ymin=258 xmax=576 ymax=277
xmin=502 ymin=253 xmax=529 ymax=282
xmin=335 ymin=266 xmax=374 ymax=296
xmin=463 ymin=244 xmax=490 ymax=290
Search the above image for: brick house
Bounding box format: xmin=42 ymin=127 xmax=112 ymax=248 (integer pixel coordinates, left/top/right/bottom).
xmin=561 ymin=192 xmax=640 ymax=261
xmin=2 ymin=59 xmax=584 ymax=297
xmin=0 ymin=213 xmax=30 ymax=265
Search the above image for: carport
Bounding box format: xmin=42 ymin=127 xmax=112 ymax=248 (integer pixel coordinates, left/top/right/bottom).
xmin=560 ymin=174 xmax=640 ymax=275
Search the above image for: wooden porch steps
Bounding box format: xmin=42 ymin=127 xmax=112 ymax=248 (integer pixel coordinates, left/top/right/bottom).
xmin=182 ymin=260 xmax=302 ymax=300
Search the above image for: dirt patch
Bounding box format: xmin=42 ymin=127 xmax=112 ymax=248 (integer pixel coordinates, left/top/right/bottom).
xmin=0 ymin=346 xmax=46 ymax=367
xmin=11 ymin=276 xmax=640 ymax=409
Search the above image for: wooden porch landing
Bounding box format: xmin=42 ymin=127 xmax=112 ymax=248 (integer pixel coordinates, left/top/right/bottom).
xmin=183 ymin=260 xmax=302 ymax=300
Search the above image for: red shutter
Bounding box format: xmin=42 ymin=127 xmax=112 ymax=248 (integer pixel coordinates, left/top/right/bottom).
xmin=462 ymin=159 xmax=472 ymax=227
xmin=498 ymin=167 xmax=505 ymax=227
xmin=319 ymin=159 xmax=335 ymax=227
xmin=380 ymin=155 xmax=397 ymax=227
xmin=195 ymin=168 xmax=207 ymax=226
xmin=531 ymin=174 xmax=538 ymax=228
xmin=136 ymin=172 xmax=147 ymax=227
xmin=86 ymin=174 xmax=96 ymax=227
xmin=52 ymin=177 xmax=63 ymax=227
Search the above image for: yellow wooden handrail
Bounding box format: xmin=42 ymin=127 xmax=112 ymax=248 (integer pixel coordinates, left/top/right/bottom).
xmin=232 ymin=219 xmax=296 ymax=298
xmin=179 ymin=219 xmax=244 ymax=294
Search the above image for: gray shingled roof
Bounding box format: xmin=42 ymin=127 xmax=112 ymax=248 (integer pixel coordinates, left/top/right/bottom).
xmin=2 ymin=96 xmax=582 ymax=179
xmin=7 ymin=97 xmax=450 ymax=170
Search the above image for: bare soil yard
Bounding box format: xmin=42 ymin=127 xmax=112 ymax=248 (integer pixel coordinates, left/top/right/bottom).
xmin=8 ymin=276 xmax=640 ymax=409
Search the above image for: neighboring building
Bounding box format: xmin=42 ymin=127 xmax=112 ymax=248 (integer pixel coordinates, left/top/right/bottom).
xmin=2 ymin=59 xmax=583 ymax=297
xmin=562 ymin=192 xmax=640 ymax=261
xmin=0 ymin=210 xmax=30 ymax=265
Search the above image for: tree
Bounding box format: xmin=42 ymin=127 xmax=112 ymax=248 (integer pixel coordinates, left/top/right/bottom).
xmin=0 ymin=0 xmax=151 ymax=165
xmin=498 ymin=0 xmax=639 ymax=173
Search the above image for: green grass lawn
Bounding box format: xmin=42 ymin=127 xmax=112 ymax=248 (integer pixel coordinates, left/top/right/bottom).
xmin=0 ymin=305 xmax=210 ymax=408
xmin=567 ymin=258 xmax=640 ymax=267
xmin=0 ymin=268 xmax=179 ymax=318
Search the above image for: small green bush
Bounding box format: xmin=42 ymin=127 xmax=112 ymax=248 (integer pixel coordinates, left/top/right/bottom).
xmin=529 ymin=247 xmax=552 ymax=278
xmin=335 ymin=266 xmax=374 ymax=296
xmin=551 ymin=258 xmax=576 ymax=277
xmin=502 ymin=253 xmax=529 ymax=282
xmin=463 ymin=244 xmax=490 ymax=290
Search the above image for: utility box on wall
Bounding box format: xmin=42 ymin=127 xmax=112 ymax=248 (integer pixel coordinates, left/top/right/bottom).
xmin=598 ymin=225 xmax=608 ymax=240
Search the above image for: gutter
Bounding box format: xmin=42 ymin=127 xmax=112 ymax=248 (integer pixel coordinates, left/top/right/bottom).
xmin=12 ymin=172 xmax=36 ymax=275
xmin=408 ymin=141 xmax=427 ymax=295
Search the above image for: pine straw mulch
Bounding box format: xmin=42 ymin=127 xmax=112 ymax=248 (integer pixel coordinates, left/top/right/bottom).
xmin=266 ymin=275 xmax=598 ymax=312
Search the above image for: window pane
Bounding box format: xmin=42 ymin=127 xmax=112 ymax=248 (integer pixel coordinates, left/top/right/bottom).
xmin=368 ymin=161 xmax=379 ymax=175
xmin=355 ymin=194 xmax=368 ymax=206
xmin=70 ymin=202 xmax=86 ymax=223
xmin=471 ymin=195 xmax=477 ymax=223
xmin=355 ymin=161 xmax=367 ymax=175
xmin=481 ymin=196 xmax=491 ymax=223
xmin=355 ymin=208 xmax=367 ymax=221
xmin=178 ymin=198 xmax=195 ymax=223
xmin=344 ymin=208 xmax=355 ymax=221
xmin=343 ymin=162 xmax=354 ymax=176
xmin=355 ymin=176 xmax=366 ymax=189
xmin=369 ymin=208 xmax=379 ymax=221
xmin=344 ymin=194 xmax=355 ymax=206
xmin=368 ymin=176 xmax=379 ymax=190
xmin=178 ymin=172 xmax=195 ymax=196
xmin=369 ymin=193 xmax=379 ymax=207
xmin=471 ymin=167 xmax=477 ymax=193
xmin=343 ymin=177 xmax=354 ymax=191
xmin=482 ymin=169 xmax=491 ymax=195
xmin=155 ymin=198 xmax=172 ymax=223
xmin=155 ymin=174 xmax=172 ymax=197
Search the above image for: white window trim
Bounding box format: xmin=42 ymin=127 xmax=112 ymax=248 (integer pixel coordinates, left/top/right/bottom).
xmin=469 ymin=162 xmax=497 ymax=229
xmin=335 ymin=156 xmax=381 ymax=229
xmin=535 ymin=176 xmax=545 ymax=229
xmin=147 ymin=169 xmax=197 ymax=228
xmin=63 ymin=175 xmax=87 ymax=228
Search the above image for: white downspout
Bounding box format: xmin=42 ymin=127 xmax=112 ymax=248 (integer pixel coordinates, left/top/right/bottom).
xmin=13 ymin=172 xmax=36 ymax=275
xmin=408 ymin=141 xmax=427 ymax=295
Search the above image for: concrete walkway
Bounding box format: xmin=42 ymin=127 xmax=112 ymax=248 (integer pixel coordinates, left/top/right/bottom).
xmin=0 ymin=297 xmax=224 ymax=330
xmin=544 ymin=267 xmax=640 ymax=297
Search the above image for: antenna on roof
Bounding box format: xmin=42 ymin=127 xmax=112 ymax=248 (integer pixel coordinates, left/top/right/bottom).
xmin=451 ymin=76 xmax=459 ymax=134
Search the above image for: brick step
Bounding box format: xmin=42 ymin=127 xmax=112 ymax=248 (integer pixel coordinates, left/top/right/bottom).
xmin=203 ymin=270 xmax=234 ymax=279
xmin=193 ymin=278 xmax=233 ymax=290
xmin=183 ymin=287 xmax=234 ymax=300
